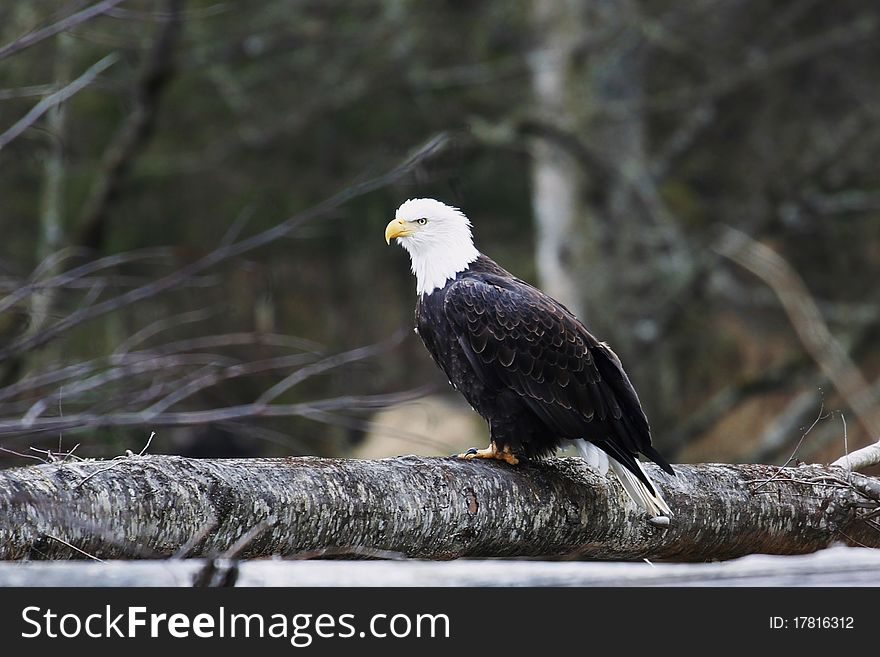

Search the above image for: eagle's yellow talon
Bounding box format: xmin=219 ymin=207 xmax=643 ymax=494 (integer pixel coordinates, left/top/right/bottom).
xmin=456 ymin=443 xmax=519 ymax=465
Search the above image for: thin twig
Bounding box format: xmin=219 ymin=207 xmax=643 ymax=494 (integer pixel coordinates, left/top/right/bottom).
xmin=0 ymin=131 xmax=452 ymax=362
xmin=0 ymin=54 xmax=119 ymax=151
xmin=45 ymin=535 xmax=106 ymax=563
xmin=113 ymin=308 xmax=215 ymax=356
xmin=74 ymin=456 xmax=128 ymax=489
xmin=57 ymin=385 xmax=64 ymax=456
xmin=781 ymin=404 xmax=827 ymax=469
xmin=0 ymin=247 xmax=172 ymax=317
xmin=716 ymin=226 xmax=880 ymax=440
xmin=0 ymin=84 xmax=57 ymax=101
xmin=0 ymin=388 xmax=432 ymax=438
xmin=220 ymin=202 xmax=257 ymax=247
xmin=0 ymin=0 xmax=126 ymax=62
xmin=29 ymin=446 xmax=57 ymax=462
xmin=74 ymin=432 xmax=154 ymax=486
xmin=750 ymin=478 xmax=852 ymax=490
xmin=0 ymin=446 xmax=46 ymax=462
xmin=139 ymin=431 xmax=155 ymax=456
xmin=59 ymin=443 xmax=82 ymax=463
xmin=836 ymin=530 xmax=875 ymax=549
xmin=254 ymin=334 xmax=404 ymax=407
xmin=752 ymin=404 xmax=827 ymax=491
xmin=127 ymin=332 xmax=324 ymax=356
xmin=20 ymin=353 xmax=239 ymax=426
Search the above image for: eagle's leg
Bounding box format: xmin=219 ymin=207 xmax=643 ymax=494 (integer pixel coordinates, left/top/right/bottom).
xmin=456 ymin=442 xmax=519 ymax=465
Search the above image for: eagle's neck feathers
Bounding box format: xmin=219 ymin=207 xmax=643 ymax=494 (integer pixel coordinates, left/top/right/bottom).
xmin=408 ymin=243 xmax=480 ymax=296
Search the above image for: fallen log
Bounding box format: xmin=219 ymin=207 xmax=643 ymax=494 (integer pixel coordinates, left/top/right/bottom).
xmin=0 ymin=454 xmax=878 ymax=561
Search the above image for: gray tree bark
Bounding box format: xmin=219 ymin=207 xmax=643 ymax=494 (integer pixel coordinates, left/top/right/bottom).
xmin=0 ymin=454 xmax=877 ymax=561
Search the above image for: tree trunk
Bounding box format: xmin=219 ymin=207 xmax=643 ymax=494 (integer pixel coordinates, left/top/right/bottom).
xmin=1 ymin=454 xmax=877 ymax=561
xmin=528 ymin=0 xmax=596 ymax=321
xmin=528 ymin=0 xmax=676 ymax=333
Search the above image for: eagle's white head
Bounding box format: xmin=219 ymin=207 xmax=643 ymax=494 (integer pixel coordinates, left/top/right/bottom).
xmin=385 ymin=198 xmax=480 ymax=295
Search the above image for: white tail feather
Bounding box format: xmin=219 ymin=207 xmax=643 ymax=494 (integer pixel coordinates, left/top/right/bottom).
xmin=572 ymin=440 xmax=609 ymax=475
xmin=573 ymin=441 xmax=671 ymax=517
xmin=608 ymin=458 xmax=672 ymax=517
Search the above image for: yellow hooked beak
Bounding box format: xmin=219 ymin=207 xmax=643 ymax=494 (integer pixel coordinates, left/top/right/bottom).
xmin=385 ymin=219 xmax=412 ymax=244
xmin=385 ymin=218 xmax=412 ymax=245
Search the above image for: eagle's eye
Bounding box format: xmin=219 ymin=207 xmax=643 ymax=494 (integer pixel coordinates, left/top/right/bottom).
xmin=416 ymin=218 xmax=428 ymax=225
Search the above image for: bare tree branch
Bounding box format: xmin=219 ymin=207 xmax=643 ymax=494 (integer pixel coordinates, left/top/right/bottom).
xmin=297 ymin=408 xmax=461 ymax=454
xmin=0 ymin=0 xmax=126 ymax=62
xmin=0 ymin=131 xmax=452 ymax=362
xmin=253 ymin=335 xmax=403 ymax=407
xmin=602 ymin=14 xmax=879 ymax=116
xmin=0 ymin=84 xmax=57 ymax=101
xmin=0 ymin=389 xmax=429 ymax=439
xmin=76 ymin=0 xmax=184 ymax=250
xmin=716 ymin=226 xmax=880 ymax=441
xmin=665 ymin=359 xmax=806 ymax=456
xmin=0 ymin=315 xmax=414 ymax=445
xmin=123 ymin=332 xmax=324 ymax=357
xmin=832 ymin=439 xmax=880 ymax=473
xmin=112 ymin=308 xmax=215 ymax=355
xmin=0 ymin=53 xmax=118 ymax=151
xmin=106 ymin=3 xmax=231 ymax=22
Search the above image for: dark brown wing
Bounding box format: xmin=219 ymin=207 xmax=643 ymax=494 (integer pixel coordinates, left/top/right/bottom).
xmin=443 ymin=275 xmax=672 ymax=474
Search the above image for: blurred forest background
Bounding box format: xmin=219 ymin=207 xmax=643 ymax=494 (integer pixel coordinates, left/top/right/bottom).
xmin=0 ymin=0 xmax=878 ymax=470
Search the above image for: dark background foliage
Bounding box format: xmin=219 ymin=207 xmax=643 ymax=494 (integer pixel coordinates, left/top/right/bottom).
xmin=0 ymin=0 xmax=877 ymax=469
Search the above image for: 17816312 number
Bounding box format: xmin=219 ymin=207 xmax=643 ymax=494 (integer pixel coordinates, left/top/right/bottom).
xmin=770 ymin=617 xmax=854 ymax=629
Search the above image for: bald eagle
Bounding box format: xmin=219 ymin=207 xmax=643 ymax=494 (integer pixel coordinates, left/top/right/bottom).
xmin=386 ymin=198 xmax=673 ymax=517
